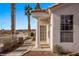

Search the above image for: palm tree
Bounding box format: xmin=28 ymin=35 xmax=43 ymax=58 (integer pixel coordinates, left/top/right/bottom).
xmin=11 ymin=3 xmax=15 ymax=34
xmin=25 ymin=4 xmax=32 ymax=33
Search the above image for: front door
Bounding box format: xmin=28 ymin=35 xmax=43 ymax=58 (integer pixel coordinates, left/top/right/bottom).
xmin=40 ymin=25 xmax=46 ymax=41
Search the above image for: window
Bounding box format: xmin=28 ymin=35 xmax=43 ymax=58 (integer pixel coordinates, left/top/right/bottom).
xmin=60 ymin=15 xmax=73 ymax=42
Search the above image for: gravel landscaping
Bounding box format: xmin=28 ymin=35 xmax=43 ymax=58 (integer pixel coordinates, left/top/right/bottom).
xmin=24 ymin=51 xmax=53 ymax=56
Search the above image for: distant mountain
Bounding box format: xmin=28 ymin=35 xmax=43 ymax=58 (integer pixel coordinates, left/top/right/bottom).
xmin=0 ymin=29 xmax=36 ymax=34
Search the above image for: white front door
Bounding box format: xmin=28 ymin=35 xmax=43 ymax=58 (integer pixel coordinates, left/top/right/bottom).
xmin=40 ymin=25 xmax=46 ymax=41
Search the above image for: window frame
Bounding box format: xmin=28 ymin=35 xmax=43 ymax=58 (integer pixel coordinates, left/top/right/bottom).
xmin=60 ymin=15 xmax=73 ymax=42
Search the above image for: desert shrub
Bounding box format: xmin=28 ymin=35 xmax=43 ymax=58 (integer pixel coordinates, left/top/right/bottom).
xmin=0 ymin=36 xmax=18 ymax=51
xmin=53 ymin=45 xmax=65 ymax=55
xmin=5 ymin=38 xmax=17 ymax=50
xmin=18 ymin=37 xmax=24 ymax=44
xmin=31 ymin=32 xmax=34 ymax=37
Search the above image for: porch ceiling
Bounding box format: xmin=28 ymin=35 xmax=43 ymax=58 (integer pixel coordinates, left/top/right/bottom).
xmin=32 ymin=9 xmax=50 ymax=20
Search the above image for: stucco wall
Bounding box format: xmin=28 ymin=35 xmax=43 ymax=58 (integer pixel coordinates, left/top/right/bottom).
xmin=51 ymin=3 xmax=79 ymax=52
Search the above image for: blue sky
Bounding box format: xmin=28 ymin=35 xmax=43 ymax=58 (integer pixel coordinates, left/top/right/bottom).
xmin=0 ymin=3 xmax=54 ymax=30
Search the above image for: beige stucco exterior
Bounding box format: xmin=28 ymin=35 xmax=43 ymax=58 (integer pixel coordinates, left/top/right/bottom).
xmin=50 ymin=3 xmax=79 ymax=52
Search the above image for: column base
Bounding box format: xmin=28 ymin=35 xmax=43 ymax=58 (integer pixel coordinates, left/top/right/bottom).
xmin=35 ymin=44 xmax=40 ymax=48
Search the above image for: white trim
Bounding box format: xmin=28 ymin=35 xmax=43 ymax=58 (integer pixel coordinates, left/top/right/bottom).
xmin=50 ymin=13 xmax=53 ymax=51
xmin=46 ymin=25 xmax=49 ymax=44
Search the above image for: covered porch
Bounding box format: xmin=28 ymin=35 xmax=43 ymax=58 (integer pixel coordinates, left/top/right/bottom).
xmin=32 ymin=3 xmax=51 ymax=50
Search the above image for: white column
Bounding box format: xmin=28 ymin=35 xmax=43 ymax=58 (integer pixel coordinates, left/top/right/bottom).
xmin=46 ymin=25 xmax=49 ymax=44
xmin=35 ymin=19 xmax=40 ymax=48
xmin=50 ymin=14 xmax=53 ymax=51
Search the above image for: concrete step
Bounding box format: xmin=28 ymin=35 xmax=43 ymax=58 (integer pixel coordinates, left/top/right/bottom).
xmin=41 ymin=44 xmax=50 ymax=48
xmin=31 ymin=47 xmax=51 ymax=51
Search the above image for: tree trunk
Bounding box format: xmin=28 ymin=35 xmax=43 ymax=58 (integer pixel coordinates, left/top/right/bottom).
xmin=28 ymin=14 xmax=31 ymax=33
xmin=11 ymin=3 xmax=15 ymax=34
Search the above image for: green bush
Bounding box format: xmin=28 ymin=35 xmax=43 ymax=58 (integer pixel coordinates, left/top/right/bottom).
xmin=53 ymin=45 xmax=65 ymax=55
